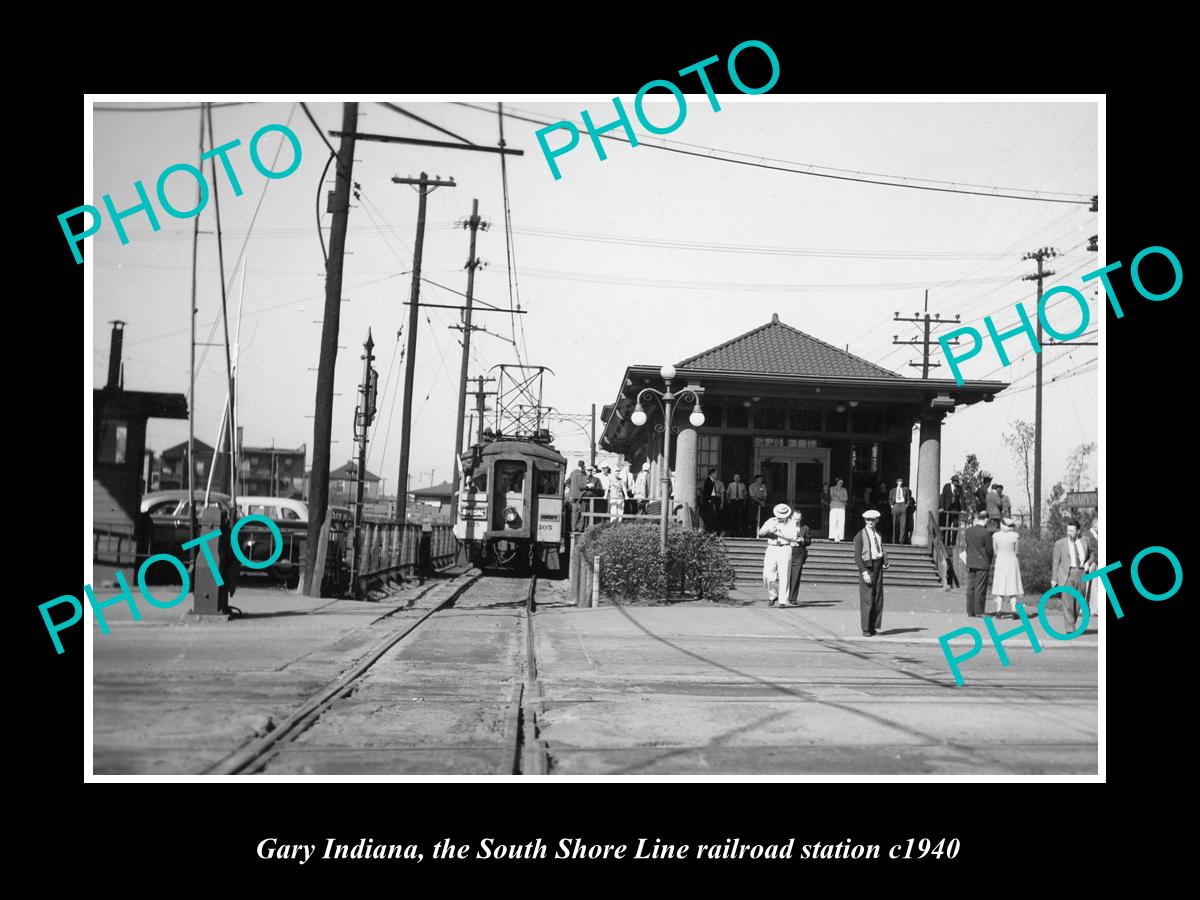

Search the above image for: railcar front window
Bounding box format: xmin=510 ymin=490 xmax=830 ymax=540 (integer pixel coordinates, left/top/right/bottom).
xmin=492 ymin=460 xmax=527 ymax=530
xmin=537 ymin=468 xmax=560 ymax=496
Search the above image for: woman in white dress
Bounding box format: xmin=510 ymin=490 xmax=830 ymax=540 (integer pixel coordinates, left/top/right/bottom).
xmin=990 ymin=517 xmax=1024 ymax=619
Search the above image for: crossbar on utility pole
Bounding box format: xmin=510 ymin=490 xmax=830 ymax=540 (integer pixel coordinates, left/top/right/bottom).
xmin=393 ymin=172 xmax=457 ymax=524
xmin=893 ymin=290 xmax=961 ymax=379
xmin=304 ymin=102 xmax=358 ymax=597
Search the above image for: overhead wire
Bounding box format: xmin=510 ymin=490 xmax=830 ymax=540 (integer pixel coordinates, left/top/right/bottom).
xmin=485 ymin=102 xmax=1097 ymax=201
xmin=455 ymin=102 xmax=1094 ymax=204
xmin=192 ymin=103 xmax=299 ymax=382
xmin=496 ymin=102 xmax=527 ymax=367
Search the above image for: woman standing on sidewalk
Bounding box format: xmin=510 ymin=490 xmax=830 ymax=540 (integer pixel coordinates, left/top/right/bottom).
xmin=989 ymin=517 xmax=1024 ymax=619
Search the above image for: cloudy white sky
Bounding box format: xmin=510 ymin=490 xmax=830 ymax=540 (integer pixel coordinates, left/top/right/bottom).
xmin=90 ymin=97 xmax=1098 ymax=510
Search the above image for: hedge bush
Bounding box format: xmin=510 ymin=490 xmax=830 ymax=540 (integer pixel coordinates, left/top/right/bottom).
xmin=1015 ymin=529 xmax=1053 ymax=596
xmin=578 ymin=522 xmax=736 ymax=603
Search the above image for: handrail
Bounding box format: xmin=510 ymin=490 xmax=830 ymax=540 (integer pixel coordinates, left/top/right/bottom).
xmin=928 ymin=510 xmax=950 ymax=587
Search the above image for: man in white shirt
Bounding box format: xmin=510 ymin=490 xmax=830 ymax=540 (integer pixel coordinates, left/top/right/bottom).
xmin=758 ymin=503 xmax=799 ymax=606
xmin=853 ymin=509 xmax=890 ymax=636
xmin=631 ymin=461 xmax=649 ymax=515
xmin=829 ymin=478 xmax=849 ymax=541
xmin=1051 ymin=519 xmax=1097 ymax=633
xmin=889 ymin=477 xmax=911 ymax=544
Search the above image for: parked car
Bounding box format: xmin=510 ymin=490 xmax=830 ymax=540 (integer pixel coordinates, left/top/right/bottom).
xmin=234 ymin=496 xmax=308 ymax=589
xmin=236 ymin=496 xmax=308 ymax=522
xmin=139 ymin=490 xmax=235 ymax=562
xmin=139 ymin=490 xmax=304 ymax=588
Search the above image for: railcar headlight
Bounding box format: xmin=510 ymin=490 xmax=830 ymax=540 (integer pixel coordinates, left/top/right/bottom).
xmin=504 ymin=507 xmax=521 ymax=528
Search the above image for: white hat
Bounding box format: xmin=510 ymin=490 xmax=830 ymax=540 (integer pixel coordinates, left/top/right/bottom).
xmin=863 ymin=509 xmax=882 ymax=520
xmin=642 ymin=461 xmax=650 ymax=470
xmin=773 ymin=503 xmax=792 ymax=517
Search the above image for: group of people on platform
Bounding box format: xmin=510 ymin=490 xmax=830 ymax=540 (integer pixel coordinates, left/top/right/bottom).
xmin=563 ymin=460 xmax=653 ymax=532
xmin=937 ymin=474 xmax=1014 ymax=542
xmin=961 ymin=512 xmax=1098 ymax=633
xmin=827 ymin=477 xmax=918 ymax=544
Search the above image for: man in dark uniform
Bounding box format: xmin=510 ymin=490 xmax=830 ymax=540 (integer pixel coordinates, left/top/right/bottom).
xmin=853 ymin=509 xmax=889 ymax=636
xmin=565 ymin=460 xmax=589 ymax=533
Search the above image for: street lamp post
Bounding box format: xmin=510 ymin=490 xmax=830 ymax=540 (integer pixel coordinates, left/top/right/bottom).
xmin=630 ymin=364 xmax=704 ymax=550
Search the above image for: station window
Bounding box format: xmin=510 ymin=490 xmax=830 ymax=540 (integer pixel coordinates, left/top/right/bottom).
xmin=725 ymin=404 xmax=749 ymax=428
xmin=851 ymin=443 xmax=880 ymax=473
xmin=696 ymin=435 xmax=721 ymax=483
xmin=791 ymin=409 xmax=822 ymax=432
xmin=757 ymin=407 xmax=785 ymax=431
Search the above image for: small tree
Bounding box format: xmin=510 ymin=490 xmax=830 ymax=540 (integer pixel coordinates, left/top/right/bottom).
xmin=1003 ymin=420 xmax=1036 ymax=518
xmin=1065 ymin=441 xmax=1097 ymax=492
xmin=954 ymin=453 xmax=992 ymax=516
xmin=1044 ymin=482 xmax=1069 ymax=540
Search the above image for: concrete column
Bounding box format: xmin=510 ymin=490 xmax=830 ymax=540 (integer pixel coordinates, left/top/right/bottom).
xmin=654 ymin=439 xmax=666 ymax=502
xmin=675 ymin=425 xmax=699 ymax=529
xmin=912 ymin=414 xmax=942 ymax=547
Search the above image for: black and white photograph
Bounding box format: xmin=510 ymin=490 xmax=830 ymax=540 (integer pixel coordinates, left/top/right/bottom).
xmin=83 ymin=93 xmax=1103 ymax=780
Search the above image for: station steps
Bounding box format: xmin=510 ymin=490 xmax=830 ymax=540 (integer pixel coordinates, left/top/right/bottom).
xmin=722 ymin=537 xmax=942 ymax=587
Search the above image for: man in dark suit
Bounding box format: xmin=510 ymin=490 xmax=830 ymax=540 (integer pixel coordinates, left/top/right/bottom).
xmin=565 ymin=460 xmax=589 ymax=532
xmin=700 ymin=467 xmax=718 ymax=532
xmin=974 ymin=476 xmax=992 ymax=518
xmin=785 ymin=509 xmax=813 ymax=606
xmin=888 ymin=477 xmax=912 ymax=544
xmin=963 ymin=510 xmax=994 ymax=617
xmin=853 ymin=510 xmax=889 ymax=636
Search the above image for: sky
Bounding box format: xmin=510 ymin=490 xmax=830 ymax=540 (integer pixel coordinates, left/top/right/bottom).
xmin=91 ymin=97 xmax=1099 ymax=512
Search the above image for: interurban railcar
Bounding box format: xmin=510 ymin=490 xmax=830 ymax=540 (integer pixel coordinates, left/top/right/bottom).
xmin=454 ymin=437 xmax=567 ymax=574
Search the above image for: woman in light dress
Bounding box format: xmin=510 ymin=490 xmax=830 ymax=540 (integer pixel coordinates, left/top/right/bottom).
xmin=990 ymin=517 xmax=1024 ymax=619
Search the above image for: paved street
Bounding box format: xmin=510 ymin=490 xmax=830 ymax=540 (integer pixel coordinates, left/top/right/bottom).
xmin=90 ymin=570 xmax=1097 ymax=776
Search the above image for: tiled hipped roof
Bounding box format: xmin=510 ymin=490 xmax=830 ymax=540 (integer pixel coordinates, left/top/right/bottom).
xmin=676 ymin=314 xmax=903 ymax=380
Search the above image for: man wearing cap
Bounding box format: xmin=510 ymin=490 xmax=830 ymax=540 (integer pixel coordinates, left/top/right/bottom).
xmin=583 ymin=466 xmax=605 ymax=527
xmin=854 ymin=509 xmax=890 ymax=636
xmin=758 ymin=503 xmax=799 ymax=606
xmin=565 ymin=460 xmax=589 ymax=533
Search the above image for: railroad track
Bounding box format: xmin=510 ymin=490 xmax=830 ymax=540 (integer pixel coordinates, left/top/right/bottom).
xmin=203 ymin=572 xmax=548 ymax=776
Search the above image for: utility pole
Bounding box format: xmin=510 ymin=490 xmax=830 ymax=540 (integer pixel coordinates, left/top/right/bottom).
xmin=1023 ymin=247 xmax=1058 ymax=535
xmin=591 ymin=403 xmax=597 ymax=468
xmin=304 ymin=102 xmax=358 ymax=596
xmin=350 ymin=330 xmax=377 ymax=599
xmin=451 ymin=199 xmax=487 ymax=499
xmin=893 ymin=290 xmax=961 ymax=378
xmin=392 ymin=172 xmax=457 ymax=523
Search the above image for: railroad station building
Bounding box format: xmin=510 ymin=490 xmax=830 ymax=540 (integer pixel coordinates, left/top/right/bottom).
xmin=599 ymin=314 xmax=1007 ymax=546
